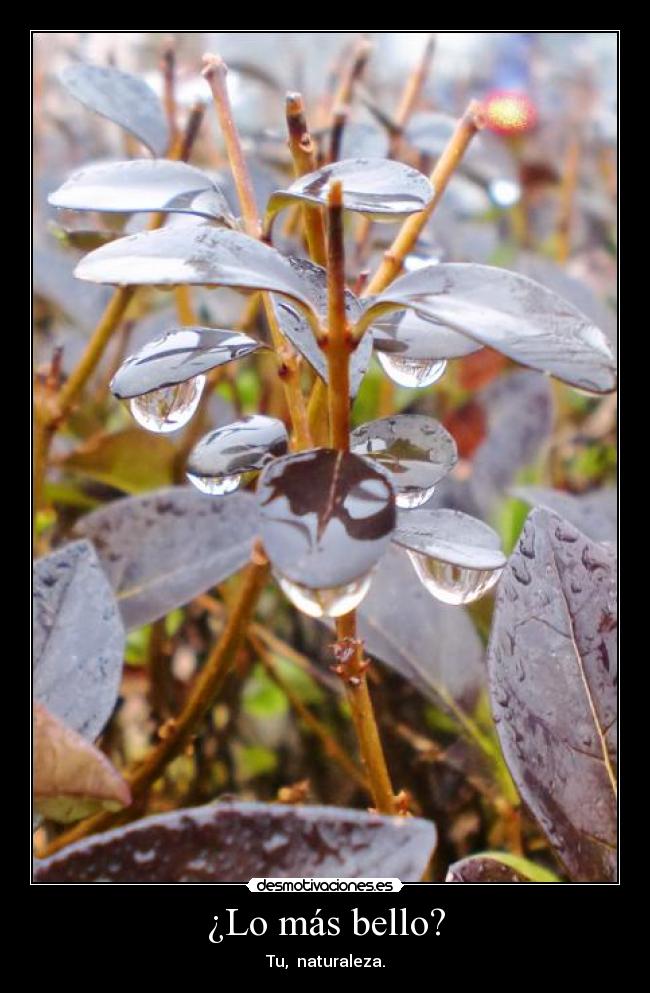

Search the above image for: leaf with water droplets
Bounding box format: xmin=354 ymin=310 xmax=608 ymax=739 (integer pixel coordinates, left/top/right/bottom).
xmin=34 ymin=705 xmax=131 ymax=824
xmin=372 ymin=309 xmax=482 ymax=361
xmin=110 ymin=327 xmax=263 ymax=399
xmin=187 ymin=415 xmax=288 ymax=481
xmin=393 ymin=508 xmax=506 ymax=570
xmin=60 ymin=63 xmax=170 ymax=157
xmin=73 ymin=487 xmax=261 ymax=630
xmin=359 ymin=263 xmax=617 ymax=394
xmin=355 ymin=545 xmax=486 ymax=711
xmin=511 ymin=486 xmax=617 ymax=544
xmin=74 ymin=226 xmax=317 ymax=322
xmin=272 ymin=258 xmax=371 ymax=398
xmin=266 ymin=158 xmax=433 ymax=229
xmin=49 ymin=160 xmax=236 ymax=225
xmin=487 ymin=508 xmax=617 ymax=882
xmin=33 ymin=801 xmax=437 ymax=882
xmin=33 ymin=541 xmax=125 ymax=741
xmin=446 ymin=852 xmax=559 ymax=882
xmin=351 ymin=415 xmax=457 ymax=509
xmin=257 ymin=449 xmax=395 ymax=589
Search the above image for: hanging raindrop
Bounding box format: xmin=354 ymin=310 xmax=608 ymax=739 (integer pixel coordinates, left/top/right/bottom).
xmin=186 ymin=472 xmax=241 ymax=496
xmin=129 ymin=375 xmax=205 ymax=433
xmin=406 ymin=551 xmax=502 ymax=604
xmin=275 ymin=570 xmax=374 ymax=619
xmin=377 ymin=353 xmax=447 ymax=388
xmin=396 ymin=485 xmax=436 ymax=510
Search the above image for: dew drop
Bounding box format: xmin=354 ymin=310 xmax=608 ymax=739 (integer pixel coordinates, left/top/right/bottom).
xmin=275 ymin=570 xmax=373 ymax=619
xmin=186 ymin=472 xmax=241 ymax=496
xmin=407 ymin=550 xmax=503 ymax=605
xmin=129 ymin=375 xmax=205 ymax=433
xmin=395 ymin=484 xmax=436 ymax=509
xmin=488 ymin=178 xmax=521 ymax=208
xmin=377 ymin=353 xmax=447 ymax=389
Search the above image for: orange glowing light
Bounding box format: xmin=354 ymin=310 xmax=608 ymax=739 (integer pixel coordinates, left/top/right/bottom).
xmin=483 ymin=90 xmax=538 ymax=135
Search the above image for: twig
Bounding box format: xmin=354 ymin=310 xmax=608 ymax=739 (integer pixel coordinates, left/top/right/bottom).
xmin=202 ymin=54 xmax=311 ymax=449
xmin=324 ymin=181 xmax=397 ymax=815
xmin=251 ymin=633 xmax=369 ymax=792
xmin=556 ymin=135 xmax=581 ymax=265
xmin=285 ymin=93 xmax=327 ymax=266
xmin=361 ymin=100 xmax=485 ymax=300
xmin=161 ymin=41 xmax=179 ymax=151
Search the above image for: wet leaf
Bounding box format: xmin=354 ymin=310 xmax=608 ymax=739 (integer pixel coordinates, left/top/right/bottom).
xmin=351 ymin=414 xmax=457 ymax=507
xmin=75 ymin=226 xmax=317 ymax=323
xmin=360 ymin=264 xmax=617 ymax=394
xmin=187 ymin=415 xmax=288 ymax=480
xmin=34 ymin=247 xmax=112 ymax=329
xmin=49 ymin=160 xmax=235 ymax=225
xmin=487 ymin=509 xmax=617 ymax=881
xmin=372 ymin=309 xmax=482 ymax=361
xmin=110 ymin=327 xmax=263 ymax=399
xmin=511 ymin=486 xmax=617 ymax=544
xmin=355 ymin=546 xmax=485 ymax=711
xmin=266 ymin=158 xmax=433 ymax=228
xmin=273 ymin=258 xmax=372 ymax=398
xmin=446 ymin=852 xmax=558 ymax=882
xmin=61 ymin=429 xmax=176 ymax=493
xmin=392 ymin=508 xmax=506 ymax=571
xmin=60 ymin=63 xmax=169 ymax=157
xmin=33 ymin=800 xmax=437 ymax=882
xmin=34 ymin=705 xmax=130 ymax=824
xmin=257 ymin=449 xmax=395 ymax=589
xmin=33 ymin=541 xmax=125 ymax=741
xmin=74 ymin=487 xmax=261 ymax=630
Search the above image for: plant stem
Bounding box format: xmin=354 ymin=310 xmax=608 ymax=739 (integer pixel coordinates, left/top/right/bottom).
xmin=286 ymin=93 xmax=327 ymax=266
xmin=161 ymin=42 xmax=179 ymax=151
xmin=324 ymin=180 xmax=396 ymax=816
xmin=252 ymin=634 xmax=370 ymax=793
xmin=393 ymin=33 xmax=436 ymax=134
xmin=202 ymin=54 xmax=311 ymax=450
xmin=40 ymin=546 xmax=270 ymax=857
xmin=363 ymin=100 xmax=484 ymax=298
xmin=556 ymin=135 xmax=580 ymax=265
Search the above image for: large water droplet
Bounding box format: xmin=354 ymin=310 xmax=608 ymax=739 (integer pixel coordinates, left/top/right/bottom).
xmin=275 ymin=570 xmax=373 ymax=619
xmin=186 ymin=472 xmax=241 ymax=496
xmin=129 ymin=375 xmax=205 ymax=433
xmin=377 ymin=353 xmax=447 ymax=388
xmin=395 ymin=485 xmax=436 ymax=509
xmin=407 ymin=550 xmax=502 ymax=604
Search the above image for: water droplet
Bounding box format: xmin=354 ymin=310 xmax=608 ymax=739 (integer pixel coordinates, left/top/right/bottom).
xmin=377 ymin=353 xmax=447 ymax=388
xmin=275 ymin=570 xmax=373 ymax=619
xmin=395 ymin=485 xmax=436 ymax=509
xmin=129 ymin=375 xmax=205 ymax=433
xmin=406 ymin=550 xmax=502 ymax=605
xmin=186 ymin=472 xmax=241 ymax=496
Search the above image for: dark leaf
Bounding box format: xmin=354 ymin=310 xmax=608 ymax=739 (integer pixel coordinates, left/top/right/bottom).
xmin=351 ymin=414 xmax=457 ymax=507
xmin=74 ymin=487 xmax=261 ymax=630
xmin=273 ymin=258 xmax=372 ymax=398
xmin=266 ymin=158 xmax=433 ymax=227
xmin=61 ymin=429 xmax=176 ymax=494
xmin=34 ymin=801 xmax=436 ymax=882
xmin=49 ymin=160 xmax=235 ymax=225
xmin=360 ymin=264 xmax=617 ymax=394
xmin=74 ymin=226 xmax=317 ymax=325
xmin=187 ymin=415 xmax=288 ymax=482
xmin=257 ymin=449 xmax=395 ymax=589
xmin=110 ymin=327 xmax=263 ymax=399
xmin=33 ymin=541 xmax=125 ymax=741
xmin=60 ymin=63 xmax=169 ymax=157
xmin=34 ymin=705 xmax=130 ymax=824
xmin=511 ymin=486 xmax=617 ymax=544
xmin=356 ymin=546 xmax=485 ymax=711
xmin=487 ymin=509 xmax=617 ymax=882
xmin=446 ymin=853 xmax=558 ymax=882
xmin=392 ymin=508 xmax=506 ymax=570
